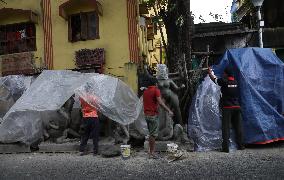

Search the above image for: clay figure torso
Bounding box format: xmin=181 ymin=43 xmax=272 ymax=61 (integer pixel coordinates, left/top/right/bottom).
xmin=158 ymin=79 xmax=183 ymax=125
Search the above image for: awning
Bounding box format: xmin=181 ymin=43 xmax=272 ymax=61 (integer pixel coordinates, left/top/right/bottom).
xmin=59 ymin=0 xmax=103 ymax=20
xmin=0 ymin=8 xmax=38 ymax=24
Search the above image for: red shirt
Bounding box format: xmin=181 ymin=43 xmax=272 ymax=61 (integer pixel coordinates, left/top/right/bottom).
xmin=79 ymin=97 xmax=98 ymax=118
xmin=143 ymin=86 xmax=161 ymax=116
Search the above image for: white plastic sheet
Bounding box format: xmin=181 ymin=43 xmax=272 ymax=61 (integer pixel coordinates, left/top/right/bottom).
xmin=156 ymin=64 xmax=169 ymax=80
xmin=75 ymin=74 xmax=143 ymax=126
xmin=0 ymin=75 xmax=32 ymax=118
xmin=0 ymin=70 xmax=142 ymax=145
xmin=187 ymin=76 xmax=236 ymax=151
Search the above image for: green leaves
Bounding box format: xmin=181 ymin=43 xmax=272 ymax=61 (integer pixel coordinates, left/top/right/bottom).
xmin=142 ymin=0 xmax=169 ymax=9
xmin=152 ymin=15 xmax=162 ymax=23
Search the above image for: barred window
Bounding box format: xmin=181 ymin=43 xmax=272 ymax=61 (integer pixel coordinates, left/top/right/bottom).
xmin=0 ymin=22 xmax=36 ymax=55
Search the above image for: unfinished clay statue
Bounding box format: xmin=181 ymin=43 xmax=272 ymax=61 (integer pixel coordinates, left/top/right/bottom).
xmin=157 ymin=107 xmax=173 ymax=141
xmin=156 ymin=64 xmax=184 ymax=125
xmin=99 ymin=114 xmax=130 ymax=145
xmin=42 ymin=95 xmax=81 ymax=143
xmin=0 ymin=85 xmax=15 ymax=118
xmin=113 ymin=122 xmax=130 ymax=144
xmin=157 ymin=107 xmax=188 ymax=142
xmin=137 ymin=64 xmax=186 ymax=142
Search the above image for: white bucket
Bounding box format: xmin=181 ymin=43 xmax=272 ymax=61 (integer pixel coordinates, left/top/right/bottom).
xmin=167 ymin=143 xmax=178 ymax=154
xmin=120 ymin=145 xmax=131 ymax=159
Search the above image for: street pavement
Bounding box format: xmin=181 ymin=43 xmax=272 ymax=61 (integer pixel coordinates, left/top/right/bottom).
xmin=0 ymin=144 xmax=284 ymax=180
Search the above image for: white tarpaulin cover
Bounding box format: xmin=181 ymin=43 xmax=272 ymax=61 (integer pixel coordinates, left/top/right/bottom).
xmin=0 ymin=75 xmax=33 ymax=118
xmin=0 ymin=70 xmax=142 ymax=144
xmin=187 ymin=76 xmax=236 ymax=151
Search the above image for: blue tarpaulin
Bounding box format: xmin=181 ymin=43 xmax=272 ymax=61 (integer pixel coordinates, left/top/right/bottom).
xmin=213 ymin=48 xmax=284 ymax=144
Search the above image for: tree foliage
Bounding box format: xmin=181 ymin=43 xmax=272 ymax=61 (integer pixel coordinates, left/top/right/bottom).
xmin=143 ymin=0 xmax=194 ymax=123
xmin=143 ymin=0 xmax=192 ymax=71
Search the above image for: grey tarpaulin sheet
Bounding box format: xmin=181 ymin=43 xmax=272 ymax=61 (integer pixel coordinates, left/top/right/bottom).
xmin=0 ymin=70 xmax=142 ymax=144
xmin=188 ymin=76 xmax=236 ymax=151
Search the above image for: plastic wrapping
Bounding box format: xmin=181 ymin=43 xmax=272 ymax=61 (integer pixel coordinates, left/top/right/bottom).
xmin=0 ymin=75 xmax=32 ymax=118
xmin=156 ymin=64 xmax=168 ymax=80
xmin=75 ymin=74 xmax=143 ymax=126
xmin=213 ymin=48 xmax=284 ymax=144
xmin=0 ymin=70 xmax=143 ymax=145
xmin=188 ymin=76 xmax=236 ymax=151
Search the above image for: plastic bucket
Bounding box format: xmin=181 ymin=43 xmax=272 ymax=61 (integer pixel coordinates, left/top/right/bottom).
xmin=120 ymin=145 xmax=131 ymax=159
xmin=167 ymin=143 xmax=178 ymax=154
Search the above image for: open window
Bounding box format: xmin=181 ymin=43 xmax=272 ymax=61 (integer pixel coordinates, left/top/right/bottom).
xmin=0 ymin=22 xmax=36 ymax=55
xmin=68 ymin=11 xmax=99 ymax=42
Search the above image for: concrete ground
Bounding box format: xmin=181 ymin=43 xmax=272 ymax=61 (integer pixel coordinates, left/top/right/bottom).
xmin=0 ymin=144 xmax=284 ymax=180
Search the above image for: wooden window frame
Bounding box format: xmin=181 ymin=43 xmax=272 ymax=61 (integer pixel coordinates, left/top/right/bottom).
xmin=68 ymin=11 xmax=100 ymax=43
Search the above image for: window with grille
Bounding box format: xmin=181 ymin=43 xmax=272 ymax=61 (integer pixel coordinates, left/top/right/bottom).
xmin=0 ymin=22 xmax=36 ymax=55
xmin=68 ymin=11 xmax=99 ymax=42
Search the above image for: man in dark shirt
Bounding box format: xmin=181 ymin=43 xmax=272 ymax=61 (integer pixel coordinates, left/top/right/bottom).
xmin=143 ymin=77 xmax=173 ymax=159
xmin=208 ymin=67 xmax=245 ymax=153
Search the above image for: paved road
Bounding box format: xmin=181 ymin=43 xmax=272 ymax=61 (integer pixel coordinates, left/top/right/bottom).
xmin=0 ymin=145 xmax=284 ymax=180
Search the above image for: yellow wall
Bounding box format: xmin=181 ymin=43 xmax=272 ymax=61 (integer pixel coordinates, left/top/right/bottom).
xmin=137 ymin=8 xmax=167 ymax=68
xmin=149 ymin=8 xmax=167 ymax=67
xmin=0 ymin=0 xmax=139 ymax=93
xmin=52 ymin=0 xmax=130 ymax=71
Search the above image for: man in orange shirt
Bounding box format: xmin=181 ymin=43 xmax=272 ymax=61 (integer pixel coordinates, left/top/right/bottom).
xmin=79 ymin=95 xmax=100 ymax=156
